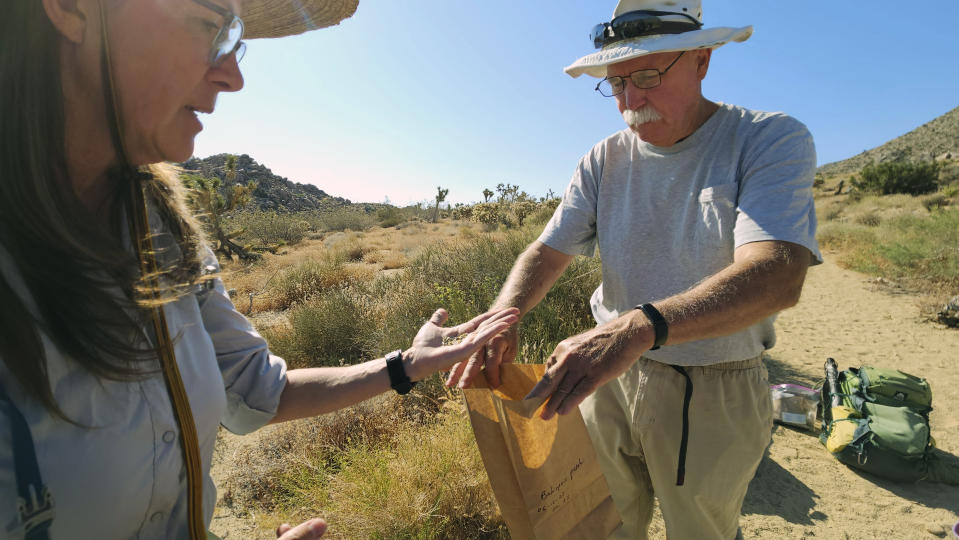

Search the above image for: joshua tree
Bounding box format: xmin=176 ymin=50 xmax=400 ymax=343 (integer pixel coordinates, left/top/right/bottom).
xmin=432 ymin=186 xmax=449 ymax=223
xmin=482 ymin=188 xmax=494 ymax=202
xmin=495 ymin=182 xmax=520 ymax=204
xmin=225 ymin=154 xmax=238 ymax=183
xmin=181 ymin=172 xmax=260 ymax=261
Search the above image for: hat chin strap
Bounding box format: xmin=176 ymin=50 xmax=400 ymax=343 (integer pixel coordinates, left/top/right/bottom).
xmin=96 ymin=0 xmax=134 ymax=174
xmin=96 ymin=4 xmax=206 ymax=539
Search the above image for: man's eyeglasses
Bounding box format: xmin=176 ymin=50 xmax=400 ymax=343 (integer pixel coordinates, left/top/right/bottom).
xmin=594 ymin=51 xmax=685 ymax=97
xmin=191 ymin=0 xmax=246 ymax=66
xmin=590 ymin=10 xmax=702 ymax=50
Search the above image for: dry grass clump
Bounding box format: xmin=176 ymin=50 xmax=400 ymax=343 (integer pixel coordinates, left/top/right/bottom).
xmin=266 ymin=287 xmax=382 ymax=369
xmin=854 ymin=212 xmax=881 ymax=227
xmin=315 ymin=407 xmax=507 ymax=539
xmin=220 ymin=377 xmax=508 ymax=539
xmin=218 ymin=395 xmax=408 ymax=513
xmin=816 ymin=192 xmax=959 ymax=300
xmin=227 ymin=398 xmax=507 ymax=540
xmin=270 ymin=256 xmax=376 ymax=311
xmin=362 ymin=249 xmax=408 ymax=270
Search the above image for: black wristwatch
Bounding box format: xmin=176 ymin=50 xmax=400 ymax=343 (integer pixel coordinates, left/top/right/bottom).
xmin=385 ymin=349 xmax=416 ymax=395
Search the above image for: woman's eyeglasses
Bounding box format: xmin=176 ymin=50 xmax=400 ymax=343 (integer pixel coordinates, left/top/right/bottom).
xmin=191 ymin=0 xmax=246 ymax=66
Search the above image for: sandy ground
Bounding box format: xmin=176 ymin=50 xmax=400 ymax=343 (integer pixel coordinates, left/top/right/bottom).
xmin=210 ymin=254 xmax=959 ymax=539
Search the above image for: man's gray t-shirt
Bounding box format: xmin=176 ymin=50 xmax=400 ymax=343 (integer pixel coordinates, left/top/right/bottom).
xmin=538 ymin=103 xmax=822 ymax=367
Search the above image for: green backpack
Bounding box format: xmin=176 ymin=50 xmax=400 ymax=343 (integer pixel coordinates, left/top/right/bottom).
xmin=820 ymin=360 xmax=934 ymax=482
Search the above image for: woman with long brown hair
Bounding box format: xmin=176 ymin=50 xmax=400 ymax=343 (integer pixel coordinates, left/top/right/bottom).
xmin=0 ymin=1 xmax=517 ymax=538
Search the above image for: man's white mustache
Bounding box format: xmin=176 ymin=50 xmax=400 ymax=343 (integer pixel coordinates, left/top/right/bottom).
xmin=622 ymin=106 xmax=662 ymax=127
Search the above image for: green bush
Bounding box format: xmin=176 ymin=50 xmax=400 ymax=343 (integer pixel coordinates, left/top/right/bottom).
xmin=817 ymin=209 xmax=959 ymax=292
xmin=852 ymin=161 xmax=940 ymax=195
xmin=376 ymin=206 xmax=406 ymax=228
xmin=271 ymin=288 xmax=381 ymax=368
xmin=226 ymin=210 xmax=311 ymax=247
xmin=270 ymin=255 xmax=374 ymax=310
xmin=317 ymin=208 xmax=377 ymax=232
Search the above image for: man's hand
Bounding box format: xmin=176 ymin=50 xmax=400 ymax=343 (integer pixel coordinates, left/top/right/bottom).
xmin=445 ymin=324 xmax=518 ymax=389
xmin=525 ymin=314 xmax=652 ymax=420
xmin=276 ymin=518 xmax=327 ymax=539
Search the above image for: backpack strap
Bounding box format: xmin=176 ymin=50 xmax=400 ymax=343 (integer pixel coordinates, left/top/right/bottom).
xmin=0 ymin=384 xmax=53 ymax=540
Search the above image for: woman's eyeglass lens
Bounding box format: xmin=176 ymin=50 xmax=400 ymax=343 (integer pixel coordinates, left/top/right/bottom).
xmin=210 ymin=15 xmax=245 ymax=66
xmin=190 ymin=0 xmax=246 ymax=66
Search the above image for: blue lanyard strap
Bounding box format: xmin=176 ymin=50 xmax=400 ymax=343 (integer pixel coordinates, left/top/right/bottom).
xmin=0 ymin=384 xmax=53 ymax=540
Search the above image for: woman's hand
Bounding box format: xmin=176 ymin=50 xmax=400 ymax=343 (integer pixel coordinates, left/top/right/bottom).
xmin=276 ymin=518 xmax=326 ymax=539
xmin=404 ymin=308 xmax=519 ymax=381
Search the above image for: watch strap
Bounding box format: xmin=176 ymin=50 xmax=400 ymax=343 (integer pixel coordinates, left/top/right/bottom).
xmin=636 ymin=303 xmax=669 ymax=350
xmin=385 ymin=349 xmax=415 ymax=395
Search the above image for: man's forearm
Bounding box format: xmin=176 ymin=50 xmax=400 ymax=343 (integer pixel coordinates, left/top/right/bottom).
xmin=491 ymin=241 xmax=574 ymax=316
xmin=630 ymin=240 xmax=811 ymax=348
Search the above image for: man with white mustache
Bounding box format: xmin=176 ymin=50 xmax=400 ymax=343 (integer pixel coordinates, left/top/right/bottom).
xmin=448 ymin=1 xmax=822 ymax=538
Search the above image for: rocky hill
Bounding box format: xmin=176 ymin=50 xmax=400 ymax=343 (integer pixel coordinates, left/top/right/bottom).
xmin=818 ymin=105 xmax=959 ymax=178
xmin=181 ymin=153 xmax=351 ymax=212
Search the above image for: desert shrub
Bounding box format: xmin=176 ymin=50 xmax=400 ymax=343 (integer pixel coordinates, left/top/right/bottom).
xmin=921 ymin=193 xmax=950 ymax=211
xmin=376 ymin=206 xmax=406 ymax=228
xmin=854 ymin=212 xmax=881 ymax=227
xmin=818 ymin=209 xmax=959 ymax=293
xmin=819 ymin=203 xmax=844 ymax=222
xmin=451 ymin=203 xmax=473 ymax=221
xmin=511 ymin=200 xmax=539 ymax=227
xmin=244 ymin=404 xmax=507 ymax=540
xmin=400 ymin=226 xmax=600 ymax=363
xmin=527 ymin=199 xmax=560 ymax=227
xmin=817 ymin=222 xmax=877 ymax=253
xmin=219 ymin=397 xmax=412 ymax=512
xmin=338 ymin=240 xmax=372 ymax=262
xmin=272 ymin=287 xmax=382 ymax=368
xmin=271 ymin=256 xmax=375 ymax=310
xmin=226 ymin=210 xmax=311 ymax=246
xmin=471 ymin=202 xmax=503 ymax=227
xmin=318 ymin=208 xmax=377 ymax=232
xmin=852 ymin=161 xmax=940 ymax=195
xmin=874 ymin=209 xmax=959 ymax=289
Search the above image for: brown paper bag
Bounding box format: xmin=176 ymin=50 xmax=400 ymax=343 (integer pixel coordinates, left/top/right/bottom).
xmin=463 ymin=364 xmax=621 ymax=540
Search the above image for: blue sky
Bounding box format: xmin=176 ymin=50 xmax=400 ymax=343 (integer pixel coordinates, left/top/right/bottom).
xmin=193 ymin=0 xmax=959 ymax=206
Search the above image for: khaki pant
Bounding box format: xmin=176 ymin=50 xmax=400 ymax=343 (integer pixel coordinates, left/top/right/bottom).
xmin=580 ymin=356 xmax=772 ymax=540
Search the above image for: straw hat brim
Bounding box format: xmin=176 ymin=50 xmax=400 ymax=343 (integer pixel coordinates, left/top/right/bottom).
xmin=242 ymin=0 xmax=359 ymax=39
xmin=564 ymin=26 xmax=753 ymax=79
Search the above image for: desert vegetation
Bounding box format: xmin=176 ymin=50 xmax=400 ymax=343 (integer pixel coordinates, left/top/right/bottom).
xmin=816 ymin=157 xmax=959 ymax=320
xmin=211 ymin=192 xmax=595 ymax=538
xmin=208 ymin=154 xmax=959 ymax=537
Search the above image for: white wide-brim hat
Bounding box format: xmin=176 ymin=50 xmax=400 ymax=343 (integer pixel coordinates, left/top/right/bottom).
xmin=243 ymin=0 xmax=359 ymax=39
xmin=565 ymin=0 xmax=751 ymax=78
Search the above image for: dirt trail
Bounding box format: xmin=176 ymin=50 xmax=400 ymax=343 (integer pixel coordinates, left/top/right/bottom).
xmin=210 ymin=255 xmax=959 ymax=539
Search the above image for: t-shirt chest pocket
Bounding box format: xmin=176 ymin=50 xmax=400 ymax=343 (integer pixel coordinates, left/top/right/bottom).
xmin=695 ymin=183 xmax=738 ymax=247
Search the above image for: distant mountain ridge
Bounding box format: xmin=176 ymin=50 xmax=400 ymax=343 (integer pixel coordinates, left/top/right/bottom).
xmin=182 ymin=153 xmax=351 ymax=212
xmin=817 ymin=105 xmax=959 ymax=177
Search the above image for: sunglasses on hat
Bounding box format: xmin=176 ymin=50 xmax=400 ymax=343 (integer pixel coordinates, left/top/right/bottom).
xmin=590 ymin=10 xmax=702 ymax=49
